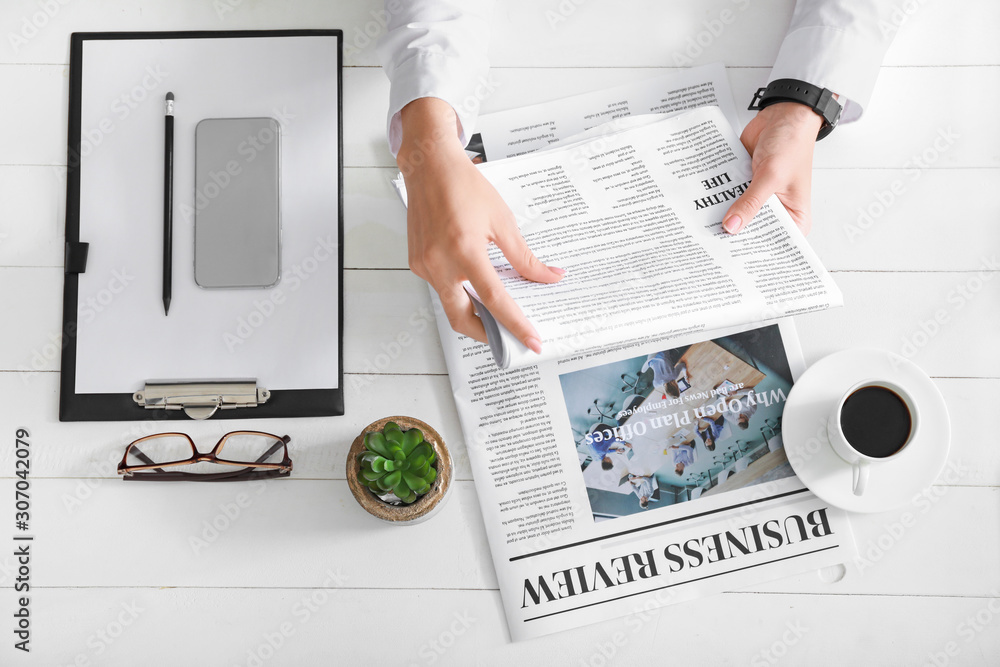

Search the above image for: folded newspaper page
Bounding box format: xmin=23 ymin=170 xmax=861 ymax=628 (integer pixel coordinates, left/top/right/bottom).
xmin=468 ymin=105 xmax=843 ymax=370
xmin=394 ymin=68 xmax=855 ymax=640
xmin=466 ymin=62 xmax=742 ymax=162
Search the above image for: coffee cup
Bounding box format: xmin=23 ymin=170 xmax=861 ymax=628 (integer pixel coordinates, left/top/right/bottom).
xmin=826 ymin=379 xmax=919 ymax=496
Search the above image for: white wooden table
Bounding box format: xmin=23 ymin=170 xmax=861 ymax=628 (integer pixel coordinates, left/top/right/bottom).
xmin=1 ymin=1 xmax=998 ymax=664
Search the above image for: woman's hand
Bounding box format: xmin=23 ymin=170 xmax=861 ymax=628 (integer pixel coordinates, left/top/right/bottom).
xmin=723 ymin=102 xmax=824 ymax=235
xmin=397 ymin=98 xmax=565 ymax=351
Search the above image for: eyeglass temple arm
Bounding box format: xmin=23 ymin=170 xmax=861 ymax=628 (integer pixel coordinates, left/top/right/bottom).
xmin=126 ymin=445 xmax=171 ymax=474
xmin=122 ymin=468 xmax=290 ymax=482
xmin=257 ymin=436 xmax=291 ymax=465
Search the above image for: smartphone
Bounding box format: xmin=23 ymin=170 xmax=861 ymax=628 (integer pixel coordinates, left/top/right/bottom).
xmin=194 ymin=117 xmax=281 ymax=288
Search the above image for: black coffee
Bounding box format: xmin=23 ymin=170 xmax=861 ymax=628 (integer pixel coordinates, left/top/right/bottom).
xmin=839 ymin=386 xmax=912 ymax=458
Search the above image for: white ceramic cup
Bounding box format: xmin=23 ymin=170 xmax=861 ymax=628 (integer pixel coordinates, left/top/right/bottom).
xmin=827 ymin=379 xmax=919 ymax=496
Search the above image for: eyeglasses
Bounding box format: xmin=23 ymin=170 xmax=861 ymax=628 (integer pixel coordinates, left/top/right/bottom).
xmin=117 ymin=431 xmax=292 ymax=482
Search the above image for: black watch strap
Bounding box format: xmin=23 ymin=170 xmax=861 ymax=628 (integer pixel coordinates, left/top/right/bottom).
xmin=748 ymin=78 xmax=842 ymax=141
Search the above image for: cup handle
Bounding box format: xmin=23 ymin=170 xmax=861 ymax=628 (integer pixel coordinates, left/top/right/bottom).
xmin=852 ymin=460 xmax=869 ymax=496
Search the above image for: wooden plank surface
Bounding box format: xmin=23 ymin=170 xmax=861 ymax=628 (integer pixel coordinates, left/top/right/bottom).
xmin=0 ymin=0 xmax=996 ymax=664
xmin=339 ymin=66 xmax=1000 ymax=169
xmin=0 ymin=375 xmax=994 ymax=487
xmin=3 ymin=588 xmax=999 ymax=666
xmin=3 ymin=65 xmax=998 ymax=171
xmin=1 ymin=269 xmax=996 ymax=379
xmin=0 ymin=475 xmax=993 ymax=596
xmin=1 ymin=0 xmax=997 ymax=68
xmin=4 ymin=165 xmax=999 ymax=273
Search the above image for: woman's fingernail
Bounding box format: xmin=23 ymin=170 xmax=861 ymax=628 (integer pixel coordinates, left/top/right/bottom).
xmin=723 ymin=215 xmax=742 ymax=233
xmin=525 ymin=337 xmax=542 ymax=354
xmin=549 ymin=266 xmax=567 ymax=276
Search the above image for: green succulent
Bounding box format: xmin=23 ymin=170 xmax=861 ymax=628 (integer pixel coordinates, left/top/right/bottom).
xmin=358 ymin=422 xmax=437 ymax=504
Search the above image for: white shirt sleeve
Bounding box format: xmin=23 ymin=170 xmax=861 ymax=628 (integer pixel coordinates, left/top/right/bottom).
xmin=768 ymin=0 xmax=899 ymax=123
xmin=377 ymin=0 xmax=495 ymax=156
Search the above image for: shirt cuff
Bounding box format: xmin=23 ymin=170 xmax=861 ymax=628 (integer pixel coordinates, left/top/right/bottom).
xmin=385 ymin=51 xmax=485 ymax=157
xmin=769 ymin=25 xmax=888 ymax=124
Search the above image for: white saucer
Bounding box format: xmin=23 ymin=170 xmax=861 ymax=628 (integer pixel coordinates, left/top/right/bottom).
xmin=782 ymin=349 xmax=951 ymax=514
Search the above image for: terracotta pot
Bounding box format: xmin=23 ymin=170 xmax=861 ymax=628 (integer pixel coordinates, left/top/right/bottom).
xmin=346 ymin=416 xmax=453 ymax=525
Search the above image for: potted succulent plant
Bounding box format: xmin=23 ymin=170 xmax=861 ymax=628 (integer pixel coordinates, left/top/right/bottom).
xmin=346 ymin=416 xmax=452 ymax=524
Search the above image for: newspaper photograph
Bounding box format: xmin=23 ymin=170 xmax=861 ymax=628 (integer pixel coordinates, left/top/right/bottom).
xmin=561 ymin=324 xmax=796 ymax=521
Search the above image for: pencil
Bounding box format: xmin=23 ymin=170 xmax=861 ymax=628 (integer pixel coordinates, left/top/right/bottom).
xmin=163 ymin=92 xmax=174 ymax=315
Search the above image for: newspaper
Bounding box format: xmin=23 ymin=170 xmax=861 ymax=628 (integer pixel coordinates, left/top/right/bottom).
xmin=440 ymin=317 xmax=854 ymax=641
xmin=466 ymin=103 xmax=842 ymax=370
xmin=396 ymin=67 xmax=856 ymax=640
xmin=466 ymin=63 xmax=742 ymax=162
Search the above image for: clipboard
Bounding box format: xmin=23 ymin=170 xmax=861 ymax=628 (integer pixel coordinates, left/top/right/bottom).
xmin=59 ymin=30 xmax=344 ymax=421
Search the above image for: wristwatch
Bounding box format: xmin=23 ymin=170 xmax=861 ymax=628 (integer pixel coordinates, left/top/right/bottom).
xmin=748 ymin=79 xmax=842 ymax=141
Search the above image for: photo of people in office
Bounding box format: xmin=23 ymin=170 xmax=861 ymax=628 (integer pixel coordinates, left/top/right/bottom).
xmin=558 ymin=325 xmax=796 ymax=522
